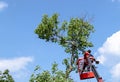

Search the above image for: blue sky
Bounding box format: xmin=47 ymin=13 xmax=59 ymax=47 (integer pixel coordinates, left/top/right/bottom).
xmin=0 ymin=0 xmax=120 ymax=82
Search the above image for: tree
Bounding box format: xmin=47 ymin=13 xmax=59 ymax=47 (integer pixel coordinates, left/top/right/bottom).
xmin=29 ymin=63 xmax=74 ymax=82
xmin=0 ymin=69 xmax=14 ymax=82
xmin=35 ymin=13 xmax=94 ymax=78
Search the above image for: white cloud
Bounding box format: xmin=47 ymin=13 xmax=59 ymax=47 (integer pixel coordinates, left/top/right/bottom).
xmin=0 ymin=1 xmax=8 ymax=11
xmin=0 ymin=57 xmax=33 ymax=72
xmin=96 ymin=31 xmax=120 ymax=81
xmin=110 ymin=63 xmax=120 ymax=78
xmin=0 ymin=56 xmax=34 ymax=82
xmin=97 ymin=31 xmax=120 ymax=64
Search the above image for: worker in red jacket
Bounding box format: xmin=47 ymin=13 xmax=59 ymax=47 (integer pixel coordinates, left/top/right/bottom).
xmin=83 ymin=50 xmax=96 ymax=72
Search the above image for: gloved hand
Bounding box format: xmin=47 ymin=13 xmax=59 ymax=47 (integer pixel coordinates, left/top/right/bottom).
xmin=95 ymin=61 xmax=99 ymax=64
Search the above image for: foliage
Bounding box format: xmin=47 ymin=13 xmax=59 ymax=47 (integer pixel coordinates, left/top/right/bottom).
xmin=35 ymin=13 xmax=94 ymax=77
xmin=35 ymin=14 xmax=59 ymax=42
xmin=29 ymin=63 xmax=74 ymax=82
xmin=0 ymin=69 xmax=14 ymax=82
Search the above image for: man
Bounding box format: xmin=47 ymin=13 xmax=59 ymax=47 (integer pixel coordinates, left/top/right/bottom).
xmin=76 ymin=50 xmax=99 ymax=73
xmin=82 ymin=50 xmax=96 ymax=72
